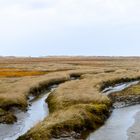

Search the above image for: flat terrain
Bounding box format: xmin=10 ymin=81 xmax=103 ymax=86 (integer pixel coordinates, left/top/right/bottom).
xmin=0 ymin=56 xmax=140 ymax=139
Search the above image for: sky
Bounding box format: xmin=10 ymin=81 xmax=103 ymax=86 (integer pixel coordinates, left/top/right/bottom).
xmin=0 ymin=0 xmax=140 ymax=56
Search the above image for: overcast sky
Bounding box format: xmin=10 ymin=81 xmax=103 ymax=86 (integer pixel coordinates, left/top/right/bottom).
xmin=0 ymin=0 xmax=140 ymax=56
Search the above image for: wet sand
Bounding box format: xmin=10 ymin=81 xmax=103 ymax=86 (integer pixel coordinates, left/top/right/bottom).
xmin=128 ymin=110 xmax=140 ymax=140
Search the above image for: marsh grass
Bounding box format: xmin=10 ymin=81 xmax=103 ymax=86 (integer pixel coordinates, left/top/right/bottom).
xmin=0 ymin=70 xmax=47 ymax=77
xmin=47 ymin=78 xmax=111 ymax=113
xmin=1 ymin=57 xmax=140 ymax=139
xmin=0 ymin=108 xmax=17 ymax=124
xmin=18 ymin=104 xmax=109 ymax=140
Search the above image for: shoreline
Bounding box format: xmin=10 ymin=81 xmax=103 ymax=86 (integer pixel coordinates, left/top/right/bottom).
xmin=128 ymin=110 xmax=140 ymax=140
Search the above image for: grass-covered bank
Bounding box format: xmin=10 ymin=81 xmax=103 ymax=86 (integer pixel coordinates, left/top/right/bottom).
xmin=0 ymin=108 xmax=17 ymax=124
xmin=17 ymin=76 xmax=112 ymax=140
xmin=0 ymin=69 xmax=96 ymax=124
xmin=0 ymin=72 xmax=71 ymax=124
xmin=18 ymin=104 xmax=110 ymax=140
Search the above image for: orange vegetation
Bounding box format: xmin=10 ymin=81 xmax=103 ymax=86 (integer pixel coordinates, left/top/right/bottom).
xmin=0 ymin=69 xmax=47 ymax=77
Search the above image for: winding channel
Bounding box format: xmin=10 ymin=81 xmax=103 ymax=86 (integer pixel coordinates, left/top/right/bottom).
xmin=0 ymin=85 xmax=57 ymax=140
xmin=87 ymin=81 xmax=140 ymax=140
xmin=0 ymin=78 xmax=140 ymax=140
xmin=0 ymin=77 xmax=78 ymax=140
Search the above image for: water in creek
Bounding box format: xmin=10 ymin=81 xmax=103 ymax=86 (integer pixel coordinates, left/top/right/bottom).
xmin=102 ymin=81 xmax=139 ymax=95
xmin=0 ymin=85 xmax=57 ymax=140
xmin=87 ymin=81 xmax=140 ymax=140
